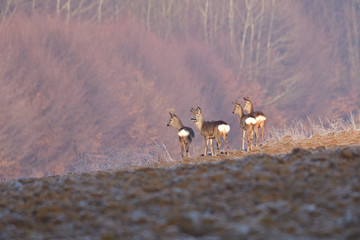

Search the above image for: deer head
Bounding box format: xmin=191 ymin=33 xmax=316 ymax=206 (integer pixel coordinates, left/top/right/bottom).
xmin=243 ymin=97 xmax=253 ymax=113
xmin=167 ymin=109 xmax=179 ymax=127
xmin=190 ymin=107 xmax=202 ymax=122
xmin=232 ymin=101 xmax=243 ymax=115
xmin=190 ymin=107 xmax=201 ymax=114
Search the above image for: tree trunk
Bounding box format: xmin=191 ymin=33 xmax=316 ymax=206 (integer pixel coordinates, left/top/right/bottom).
xmin=199 ymin=0 xmax=209 ymax=43
xmin=32 ymin=0 xmax=36 ymax=13
xmin=66 ymin=0 xmax=71 ymax=23
xmin=351 ymin=1 xmax=359 ymax=82
xmin=56 ymin=0 xmax=61 ymax=17
xmin=228 ymin=0 xmax=236 ymax=61
xmin=249 ymin=8 xmax=255 ymax=80
xmin=147 ymin=0 xmax=152 ymax=31
xmin=266 ymin=0 xmax=275 ymax=83
xmin=240 ymin=0 xmax=254 ymax=70
xmin=255 ymin=0 xmax=265 ymax=81
xmin=97 ymin=0 xmax=103 ymax=22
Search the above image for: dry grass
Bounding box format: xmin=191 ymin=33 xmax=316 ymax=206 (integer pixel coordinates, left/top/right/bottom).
xmin=68 ymin=142 xmax=174 ymax=174
xmin=267 ymin=112 xmax=360 ymax=142
xmin=68 ymin=113 xmax=360 ymax=174
xmin=2 ymin=113 xmax=360 ymax=182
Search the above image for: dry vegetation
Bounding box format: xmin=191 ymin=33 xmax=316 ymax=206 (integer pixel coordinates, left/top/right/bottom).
xmin=2 ymin=113 xmax=358 ymax=181
xmin=0 ymin=0 xmax=360 ymax=180
xmin=1 ymin=2 xmax=360 ymax=238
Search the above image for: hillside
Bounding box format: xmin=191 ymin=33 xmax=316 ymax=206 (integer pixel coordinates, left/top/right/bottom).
xmin=0 ymin=0 xmax=360 ymax=179
xmin=1 ymin=131 xmax=360 ymax=239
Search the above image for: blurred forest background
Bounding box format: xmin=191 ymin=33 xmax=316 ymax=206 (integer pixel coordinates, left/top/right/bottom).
xmin=0 ymin=0 xmax=360 ymax=178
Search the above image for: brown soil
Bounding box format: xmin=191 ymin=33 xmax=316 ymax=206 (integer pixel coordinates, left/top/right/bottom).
xmin=1 ymin=131 xmax=360 ymax=239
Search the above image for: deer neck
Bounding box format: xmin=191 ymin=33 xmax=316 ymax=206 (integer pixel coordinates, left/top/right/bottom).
xmin=174 ymin=119 xmax=185 ymax=131
xmin=236 ymin=108 xmax=244 ymax=119
xmin=194 ymin=115 xmax=204 ymax=132
xmin=247 ymin=102 xmax=254 ymax=113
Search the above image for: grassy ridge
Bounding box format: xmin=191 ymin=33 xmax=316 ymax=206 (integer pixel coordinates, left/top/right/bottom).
xmin=1 ymin=113 xmax=359 ymax=181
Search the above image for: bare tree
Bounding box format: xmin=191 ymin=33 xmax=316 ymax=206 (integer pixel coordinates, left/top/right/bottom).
xmin=198 ymin=0 xmax=209 ymax=43
xmin=228 ymin=0 xmax=236 ymax=58
xmin=32 ymin=0 xmax=36 ymax=12
xmin=97 ymin=0 xmax=104 ymax=22
xmin=66 ymin=0 xmax=71 ymax=23
xmin=254 ymin=0 xmax=265 ymax=81
xmin=161 ymin=0 xmax=174 ymax=38
xmin=239 ymin=0 xmax=256 ymax=70
xmin=345 ymin=1 xmax=360 ymax=82
xmin=56 ymin=0 xmax=61 ymax=17
xmin=0 ymin=0 xmax=18 ymax=24
xmin=266 ymin=0 xmax=275 ymax=81
xmin=146 ymin=0 xmax=151 ymax=31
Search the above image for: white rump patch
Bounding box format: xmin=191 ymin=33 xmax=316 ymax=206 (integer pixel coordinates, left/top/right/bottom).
xmin=178 ymin=129 xmax=190 ymax=137
xmin=246 ymin=117 xmax=257 ymax=125
xmin=256 ymin=115 xmax=267 ymax=121
xmin=218 ymin=124 xmax=230 ymax=133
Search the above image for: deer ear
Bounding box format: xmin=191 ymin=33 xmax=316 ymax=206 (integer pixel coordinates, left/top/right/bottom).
xmin=196 ymin=107 xmax=202 ymax=113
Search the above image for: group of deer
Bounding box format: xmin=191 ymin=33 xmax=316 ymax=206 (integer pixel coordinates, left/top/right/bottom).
xmin=167 ymin=97 xmax=266 ymax=159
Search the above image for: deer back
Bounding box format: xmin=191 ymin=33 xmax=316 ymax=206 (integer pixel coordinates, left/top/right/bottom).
xmin=201 ymin=120 xmax=228 ymax=138
xmin=243 ymin=97 xmax=266 ymax=122
xmin=252 ymin=111 xmax=266 ymax=122
xmin=240 ymin=113 xmax=257 ymax=130
xmin=178 ymin=126 xmax=195 ymax=142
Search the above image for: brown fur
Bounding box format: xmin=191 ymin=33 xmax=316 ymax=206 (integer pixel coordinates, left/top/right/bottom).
xmin=243 ymin=97 xmax=266 ymax=147
xmin=232 ymin=101 xmax=256 ymax=152
xmin=167 ymin=111 xmax=194 ymax=159
xmin=190 ymin=107 xmax=230 ymax=156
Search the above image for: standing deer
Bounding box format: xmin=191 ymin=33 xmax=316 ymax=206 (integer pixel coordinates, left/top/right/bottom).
xmin=190 ymin=107 xmax=230 ymax=156
xmin=232 ymin=101 xmax=257 ymax=152
xmin=167 ymin=110 xmax=195 ymax=159
xmin=243 ymin=96 xmax=267 ymax=147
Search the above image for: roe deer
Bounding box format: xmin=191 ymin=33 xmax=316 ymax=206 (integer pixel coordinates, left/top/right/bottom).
xmin=243 ymin=96 xmax=267 ymax=147
xmin=167 ymin=110 xmax=195 ymax=159
xmin=190 ymin=107 xmax=230 ymax=156
xmin=232 ymin=101 xmax=257 ymax=152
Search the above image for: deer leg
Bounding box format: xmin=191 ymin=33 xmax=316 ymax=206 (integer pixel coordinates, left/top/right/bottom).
xmin=180 ymin=141 xmax=185 ymax=159
xmin=186 ymin=142 xmax=190 ymax=158
xmin=215 ymin=135 xmax=221 ymax=156
xmin=224 ymin=134 xmax=229 ymax=155
xmin=254 ymin=125 xmax=259 ymax=148
xmin=209 ymin=138 xmax=215 ymax=156
xmin=261 ymin=124 xmax=265 ymax=146
xmin=204 ymin=137 xmax=209 ymax=156
xmin=251 ymin=127 xmax=255 ymax=151
xmin=251 ymin=126 xmax=255 ymax=150
xmin=179 ymin=138 xmax=183 ymax=158
xmin=242 ymin=130 xmax=246 ymax=151
xmin=247 ymin=128 xmax=253 ymax=152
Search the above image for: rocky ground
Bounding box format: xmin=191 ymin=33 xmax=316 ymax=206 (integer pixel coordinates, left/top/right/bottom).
xmin=1 ymin=131 xmax=360 ymax=239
